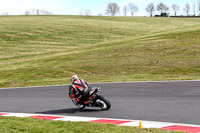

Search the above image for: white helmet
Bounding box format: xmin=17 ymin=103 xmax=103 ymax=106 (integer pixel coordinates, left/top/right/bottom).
xmin=71 ymin=75 xmax=79 ymax=83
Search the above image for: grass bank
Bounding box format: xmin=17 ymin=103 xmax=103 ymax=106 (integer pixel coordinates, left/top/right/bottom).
xmin=0 ymin=16 xmax=200 ymax=88
xmin=0 ymin=116 xmax=180 ymax=133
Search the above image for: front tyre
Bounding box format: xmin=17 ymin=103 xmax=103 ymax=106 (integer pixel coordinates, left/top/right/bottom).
xmin=72 ymin=99 xmax=85 ymax=109
xmin=96 ymin=95 xmax=111 ymax=110
xmin=76 ymin=104 xmax=85 ymax=109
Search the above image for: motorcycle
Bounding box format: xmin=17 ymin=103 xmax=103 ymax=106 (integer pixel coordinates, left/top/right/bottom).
xmin=69 ymin=87 xmax=111 ymax=110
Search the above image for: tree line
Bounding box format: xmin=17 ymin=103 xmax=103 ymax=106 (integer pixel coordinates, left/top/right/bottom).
xmin=25 ymin=9 xmax=52 ymax=15
xmin=106 ymin=1 xmax=200 ymax=17
xmin=1 ymin=1 xmax=200 ymax=16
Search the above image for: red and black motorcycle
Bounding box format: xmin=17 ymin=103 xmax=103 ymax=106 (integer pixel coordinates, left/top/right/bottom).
xmin=69 ymin=87 xmax=111 ymax=110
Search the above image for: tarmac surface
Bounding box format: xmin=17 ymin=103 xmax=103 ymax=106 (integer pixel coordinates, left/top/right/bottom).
xmin=0 ymin=81 xmax=200 ymax=125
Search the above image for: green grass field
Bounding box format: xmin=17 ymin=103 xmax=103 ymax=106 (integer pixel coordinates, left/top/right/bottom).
xmin=0 ymin=116 xmax=181 ymax=133
xmin=0 ymin=15 xmax=200 ymax=88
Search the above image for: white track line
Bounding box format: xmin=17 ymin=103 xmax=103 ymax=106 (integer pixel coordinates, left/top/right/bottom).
xmin=0 ymin=80 xmax=199 ymax=90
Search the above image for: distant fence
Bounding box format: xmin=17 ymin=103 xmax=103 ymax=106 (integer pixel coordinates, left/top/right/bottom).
xmin=170 ymin=16 xmax=200 ymax=18
xmin=155 ymin=13 xmax=200 ymax=18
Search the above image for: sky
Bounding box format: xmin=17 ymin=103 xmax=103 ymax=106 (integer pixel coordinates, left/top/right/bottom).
xmin=0 ymin=0 xmax=198 ymax=16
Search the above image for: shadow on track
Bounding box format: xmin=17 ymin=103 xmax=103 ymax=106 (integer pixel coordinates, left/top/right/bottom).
xmin=36 ymin=108 xmax=102 ymax=115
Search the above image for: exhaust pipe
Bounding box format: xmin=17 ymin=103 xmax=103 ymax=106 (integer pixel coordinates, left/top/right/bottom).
xmin=97 ymin=87 xmax=101 ymax=92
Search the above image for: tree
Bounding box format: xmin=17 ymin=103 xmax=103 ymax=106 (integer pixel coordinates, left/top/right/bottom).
xmin=25 ymin=9 xmax=52 ymax=15
xmin=40 ymin=10 xmax=53 ymax=15
xmin=157 ymin=2 xmax=169 ymax=13
xmin=171 ymin=4 xmax=180 ymax=16
xmin=1 ymin=12 xmax=9 ymax=15
xmin=123 ymin=5 xmax=128 ymax=16
xmin=128 ymin=3 xmax=139 ymax=16
xmin=198 ymin=0 xmax=200 ymax=15
xmin=98 ymin=13 xmax=103 ymax=16
xmin=37 ymin=9 xmax=40 ymax=15
xmin=84 ymin=10 xmax=92 ymax=16
xmin=106 ymin=3 xmax=120 ymax=16
xmin=183 ymin=3 xmax=191 ymax=16
xmin=25 ymin=10 xmax=31 ymax=15
xmin=79 ymin=9 xmax=84 ymax=15
xmin=78 ymin=9 xmax=91 ymax=16
xmin=192 ymin=1 xmax=196 ymax=16
xmin=145 ymin=3 xmax=155 ymax=17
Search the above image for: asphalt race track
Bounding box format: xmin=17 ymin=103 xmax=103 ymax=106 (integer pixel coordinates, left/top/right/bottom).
xmin=0 ymin=81 xmax=200 ymax=125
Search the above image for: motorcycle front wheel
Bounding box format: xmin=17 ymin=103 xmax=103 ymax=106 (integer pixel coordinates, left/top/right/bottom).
xmin=72 ymin=99 xmax=85 ymax=109
xmin=96 ymin=95 xmax=111 ymax=110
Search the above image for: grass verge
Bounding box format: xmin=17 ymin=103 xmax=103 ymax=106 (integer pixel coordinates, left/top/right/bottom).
xmin=0 ymin=116 xmax=181 ymax=133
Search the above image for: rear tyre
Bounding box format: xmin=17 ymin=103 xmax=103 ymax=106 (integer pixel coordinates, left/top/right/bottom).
xmin=96 ymin=95 xmax=111 ymax=110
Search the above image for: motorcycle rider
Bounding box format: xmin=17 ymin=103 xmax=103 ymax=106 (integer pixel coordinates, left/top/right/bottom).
xmin=69 ymin=75 xmax=91 ymax=104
